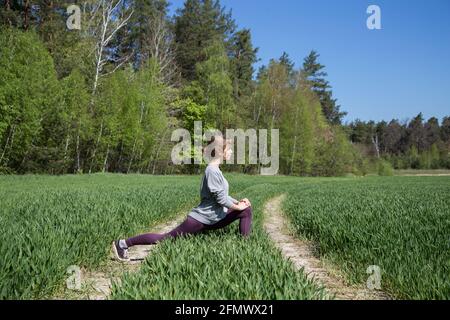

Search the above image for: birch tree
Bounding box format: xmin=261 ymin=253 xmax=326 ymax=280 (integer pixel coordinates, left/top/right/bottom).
xmin=144 ymin=11 xmax=180 ymax=86
xmin=83 ymin=0 xmax=133 ymax=173
xmin=86 ymin=0 xmax=134 ymax=96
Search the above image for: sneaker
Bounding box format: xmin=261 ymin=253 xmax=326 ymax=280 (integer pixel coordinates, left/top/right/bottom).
xmin=111 ymin=240 xmax=130 ymax=262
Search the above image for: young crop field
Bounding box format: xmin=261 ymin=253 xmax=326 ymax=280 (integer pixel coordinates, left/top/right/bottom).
xmin=0 ymin=174 xmax=448 ymax=300
xmin=110 ymin=182 xmax=328 ymax=300
xmin=0 ymin=174 xmax=199 ymax=298
xmin=283 ymin=177 xmax=450 ymax=299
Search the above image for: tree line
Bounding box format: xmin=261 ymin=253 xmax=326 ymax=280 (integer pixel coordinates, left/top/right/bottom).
xmin=1 ymin=0 xmax=448 ymax=175
xmin=346 ymin=114 xmax=450 ymax=170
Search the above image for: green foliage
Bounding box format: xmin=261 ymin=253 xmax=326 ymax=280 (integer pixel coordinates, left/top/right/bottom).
xmin=313 ymin=126 xmax=356 ymax=176
xmin=351 ymin=151 xmax=372 ymax=176
xmin=377 ymin=159 xmax=394 ymax=176
xmin=174 ymin=97 xmax=207 ymax=131
xmin=174 ymin=0 xmax=236 ymax=80
xmin=263 ymin=59 xmax=359 ymax=177
xmin=91 ymin=60 xmax=169 ymax=173
xmin=347 ymin=115 xmax=450 ymax=170
xmin=229 ymin=29 xmax=258 ymax=100
xmin=301 ymin=50 xmax=346 ymax=125
xmin=185 ymin=40 xmax=235 ymax=130
xmin=1 ymin=2 xmax=448 ymax=176
xmin=124 ymin=0 xmax=171 ymax=69
xmin=280 ymin=87 xmax=314 ymax=175
xmin=0 ymin=27 xmax=60 ymax=170
xmin=59 ymin=69 xmax=92 ymax=173
xmin=254 ymin=59 xmax=292 ymax=130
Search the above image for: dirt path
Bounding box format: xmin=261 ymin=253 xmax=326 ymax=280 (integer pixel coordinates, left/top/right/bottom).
xmin=65 ymin=214 xmax=186 ymax=300
xmin=263 ymin=194 xmax=391 ymax=300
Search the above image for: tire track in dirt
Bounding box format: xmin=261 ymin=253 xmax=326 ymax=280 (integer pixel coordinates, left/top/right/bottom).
xmin=263 ymin=194 xmax=391 ymax=300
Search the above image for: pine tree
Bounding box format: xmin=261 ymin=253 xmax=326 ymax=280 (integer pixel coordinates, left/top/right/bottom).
xmin=301 ymin=50 xmax=346 ymax=124
xmin=278 ymin=51 xmax=297 ymax=87
xmin=424 ymin=117 xmax=441 ymax=148
xmin=117 ymin=0 xmax=170 ymax=69
xmin=183 ymin=40 xmax=235 ymax=131
xmin=0 ymin=0 xmax=29 ymax=29
xmin=441 ymin=116 xmax=450 ymax=145
xmin=174 ymin=0 xmax=236 ymax=81
xmin=408 ymin=113 xmax=426 ymax=152
xmin=229 ymin=29 xmax=258 ymax=100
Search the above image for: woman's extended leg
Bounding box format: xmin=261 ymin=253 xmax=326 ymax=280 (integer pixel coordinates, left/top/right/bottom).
xmin=125 ymin=215 xmax=206 ymax=247
xmin=205 ymin=206 xmax=253 ymax=237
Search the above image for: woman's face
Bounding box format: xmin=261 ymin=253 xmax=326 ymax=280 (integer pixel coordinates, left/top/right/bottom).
xmin=223 ymin=144 xmax=233 ymax=161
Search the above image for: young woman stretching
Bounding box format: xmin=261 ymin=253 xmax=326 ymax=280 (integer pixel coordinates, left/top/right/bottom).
xmin=112 ymin=135 xmax=252 ymax=262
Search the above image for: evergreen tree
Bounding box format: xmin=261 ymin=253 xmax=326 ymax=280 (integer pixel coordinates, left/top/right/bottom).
xmin=424 ymin=117 xmax=441 ymax=148
xmin=441 ymin=116 xmax=450 ymax=144
xmin=278 ymin=51 xmax=297 ymax=87
xmin=229 ymin=29 xmax=258 ymax=100
xmin=174 ymin=0 xmax=236 ymax=81
xmin=383 ymin=120 xmax=403 ymax=154
xmin=117 ymin=0 xmax=171 ymax=69
xmin=408 ymin=113 xmax=426 ymax=152
xmin=0 ymin=0 xmax=29 ymax=29
xmin=301 ymin=50 xmax=346 ymax=124
xmin=194 ymin=40 xmax=236 ymax=132
xmin=279 ymin=52 xmax=294 ymax=75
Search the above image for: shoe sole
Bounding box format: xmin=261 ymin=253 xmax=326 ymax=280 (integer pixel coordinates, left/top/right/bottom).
xmin=111 ymin=241 xmax=130 ymax=262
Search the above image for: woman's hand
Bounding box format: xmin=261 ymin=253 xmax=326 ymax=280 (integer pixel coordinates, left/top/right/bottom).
xmin=231 ymin=201 xmax=250 ymax=211
xmin=240 ymin=198 xmax=251 ymax=207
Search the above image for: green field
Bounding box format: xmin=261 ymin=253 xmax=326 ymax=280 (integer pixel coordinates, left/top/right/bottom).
xmin=0 ymin=174 xmax=448 ymax=299
xmin=283 ymin=177 xmax=450 ymax=299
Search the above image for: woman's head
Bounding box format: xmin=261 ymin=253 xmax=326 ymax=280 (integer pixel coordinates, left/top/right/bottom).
xmin=204 ymin=134 xmax=233 ymax=163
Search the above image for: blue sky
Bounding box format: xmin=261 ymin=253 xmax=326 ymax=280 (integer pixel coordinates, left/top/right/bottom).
xmin=168 ymin=0 xmax=450 ymax=123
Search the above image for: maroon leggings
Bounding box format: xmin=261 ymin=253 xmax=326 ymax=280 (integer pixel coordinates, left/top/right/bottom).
xmin=125 ymin=206 xmax=253 ymax=247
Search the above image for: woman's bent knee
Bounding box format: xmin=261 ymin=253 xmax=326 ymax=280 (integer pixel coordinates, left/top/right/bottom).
xmin=243 ymin=206 xmax=252 ymax=216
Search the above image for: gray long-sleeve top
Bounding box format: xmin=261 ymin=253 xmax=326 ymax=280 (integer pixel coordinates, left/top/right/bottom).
xmin=188 ymin=164 xmax=238 ymax=225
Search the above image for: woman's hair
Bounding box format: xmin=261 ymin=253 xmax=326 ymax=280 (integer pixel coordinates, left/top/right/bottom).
xmin=205 ymin=134 xmax=232 ymax=158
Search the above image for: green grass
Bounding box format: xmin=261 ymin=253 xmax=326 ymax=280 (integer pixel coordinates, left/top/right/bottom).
xmin=0 ymin=174 xmax=200 ymax=299
xmin=0 ymin=174 xmax=447 ymax=299
xmin=283 ymin=176 xmax=450 ymax=299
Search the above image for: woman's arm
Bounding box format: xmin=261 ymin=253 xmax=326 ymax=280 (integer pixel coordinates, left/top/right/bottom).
xmin=206 ymin=170 xmax=250 ymax=211
xmin=228 ymin=196 xmax=239 ymax=204
xmin=207 ymin=170 xmax=236 ymax=209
